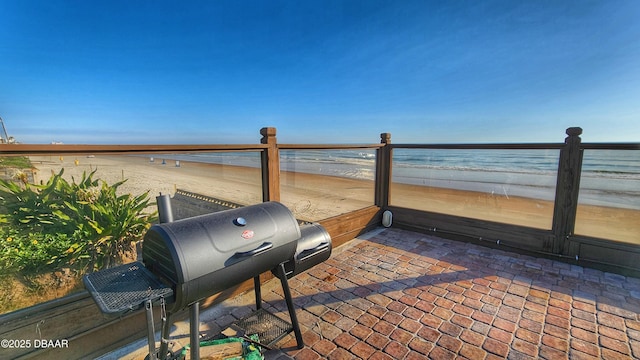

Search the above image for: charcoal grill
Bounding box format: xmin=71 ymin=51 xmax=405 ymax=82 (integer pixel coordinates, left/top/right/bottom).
xmin=83 ymin=200 xmax=332 ymax=360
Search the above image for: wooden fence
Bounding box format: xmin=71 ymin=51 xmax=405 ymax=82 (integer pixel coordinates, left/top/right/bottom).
xmin=0 ymin=126 xmax=638 ymax=359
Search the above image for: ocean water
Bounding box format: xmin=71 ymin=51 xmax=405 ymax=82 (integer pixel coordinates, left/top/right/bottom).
xmin=166 ymin=148 xmax=640 ymax=210
xmin=580 ymin=149 xmax=640 ymax=209
xmin=392 ymin=149 xmax=640 ymax=210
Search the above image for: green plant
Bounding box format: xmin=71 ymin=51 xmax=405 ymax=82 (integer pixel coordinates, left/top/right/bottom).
xmin=0 ymin=228 xmax=73 ymax=272
xmin=64 ymin=175 xmax=154 ymax=269
xmin=0 ymin=169 xmax=67 ymax=232
xmin=0 ymin=169 xmax=156 ymax=272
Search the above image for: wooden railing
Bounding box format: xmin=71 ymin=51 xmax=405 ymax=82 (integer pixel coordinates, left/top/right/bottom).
xmin=0 ymin=126 xmax=638 ymax=359
xmin=381 ymin=127 xmax=640 ymax=276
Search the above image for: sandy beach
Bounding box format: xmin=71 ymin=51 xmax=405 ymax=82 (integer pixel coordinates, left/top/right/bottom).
xmin=29 ymin=154 xmax=639 ymax=244
xmin=29 ymin=155 xmax=375 ymax=222
xmin=390 ymin=182 xmax=640 ymax=243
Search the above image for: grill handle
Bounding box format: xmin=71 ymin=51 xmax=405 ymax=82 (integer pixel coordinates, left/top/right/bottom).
xmin=234 ymin=242 xmax=273 ymax=258
xmin=225 ymin=242 xmax=274 ymax=267
xmin=297 ymin=242 xmax=330 ymax=262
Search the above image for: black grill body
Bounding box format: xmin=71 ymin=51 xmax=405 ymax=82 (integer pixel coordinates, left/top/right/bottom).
xmin=279 ymin=223 xmax=332 ymax=279
xmin=142 ymin=201 xmax=300 ymax=312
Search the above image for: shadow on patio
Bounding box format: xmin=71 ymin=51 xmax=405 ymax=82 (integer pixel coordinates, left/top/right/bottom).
xmin=106 ymin=227 xmax=640 ymax=360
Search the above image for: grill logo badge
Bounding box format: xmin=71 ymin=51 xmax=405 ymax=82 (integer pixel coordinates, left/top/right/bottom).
xmin=241 ymin=230 xmax=254 ymax=239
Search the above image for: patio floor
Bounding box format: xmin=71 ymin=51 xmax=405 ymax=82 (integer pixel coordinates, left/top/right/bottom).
xmin=108 ymin=227 xmax=640 ymax=360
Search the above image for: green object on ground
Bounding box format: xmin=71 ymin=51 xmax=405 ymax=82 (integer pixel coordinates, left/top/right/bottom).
xmin=179 ymin=335 xmax=264 ymax=360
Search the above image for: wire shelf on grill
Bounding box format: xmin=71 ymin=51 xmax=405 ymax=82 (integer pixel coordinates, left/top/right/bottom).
xmin=83 ymin=261 xmax=173 ymax=314
xmin=234 ymin=308 xmax=293 ymax=346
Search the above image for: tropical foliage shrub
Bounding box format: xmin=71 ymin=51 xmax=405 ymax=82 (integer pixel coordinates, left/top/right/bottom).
xmin=0 ymin=169 xmax=155 ymax=273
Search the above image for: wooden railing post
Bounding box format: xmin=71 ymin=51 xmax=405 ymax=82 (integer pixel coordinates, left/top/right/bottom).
xmin=375 ymin=132 xmax=392 ymax=209
xmin=260 ymin=127 xmax=280 ymax=202
xmin=551 ymin=127 xmax=583 ymax=254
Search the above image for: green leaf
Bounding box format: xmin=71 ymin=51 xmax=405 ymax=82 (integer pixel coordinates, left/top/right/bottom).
xmin=86 ymin=218 xmax=104 ymax=234
xmin=52 ymin=210 xmax=71 ymax=221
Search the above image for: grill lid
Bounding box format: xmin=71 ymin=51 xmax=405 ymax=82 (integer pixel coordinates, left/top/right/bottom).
xmin=142 ymin=201 xmax=300 ymax=311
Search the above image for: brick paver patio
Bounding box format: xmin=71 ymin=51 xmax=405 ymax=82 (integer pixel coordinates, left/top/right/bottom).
xmin=259 ymin=227 xmax=640 ymax=359
xmin=108 ymin=227 xmax=640 ymax=359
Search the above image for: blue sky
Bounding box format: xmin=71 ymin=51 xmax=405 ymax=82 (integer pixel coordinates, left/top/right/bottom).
xmin=1 ymin=1 xmax=639 ymax=144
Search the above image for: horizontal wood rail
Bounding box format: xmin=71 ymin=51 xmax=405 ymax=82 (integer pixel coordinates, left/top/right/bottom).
xmin=278 ymin=143 xmax=384 ymax=150
xmin=581 ymin=143 xmax=640 ymax=150
xmin=0 ymin=143 xmax=267 ymax=156
xmin=389 ymin=143 xmax=565 ymax=150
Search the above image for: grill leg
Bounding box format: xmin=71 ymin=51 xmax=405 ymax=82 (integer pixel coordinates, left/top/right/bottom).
xmin=254 ymin=275 xmax=262 ymax=310
xmin=276 ymin=263 xmax=304 ymax=349
xmin=190 ymin=302 xmax=200 ymax=360
xmin=158 ymin=313 xmax=172 ymax=360
xmin=145 ymin=300 xmax=157 ymax=359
